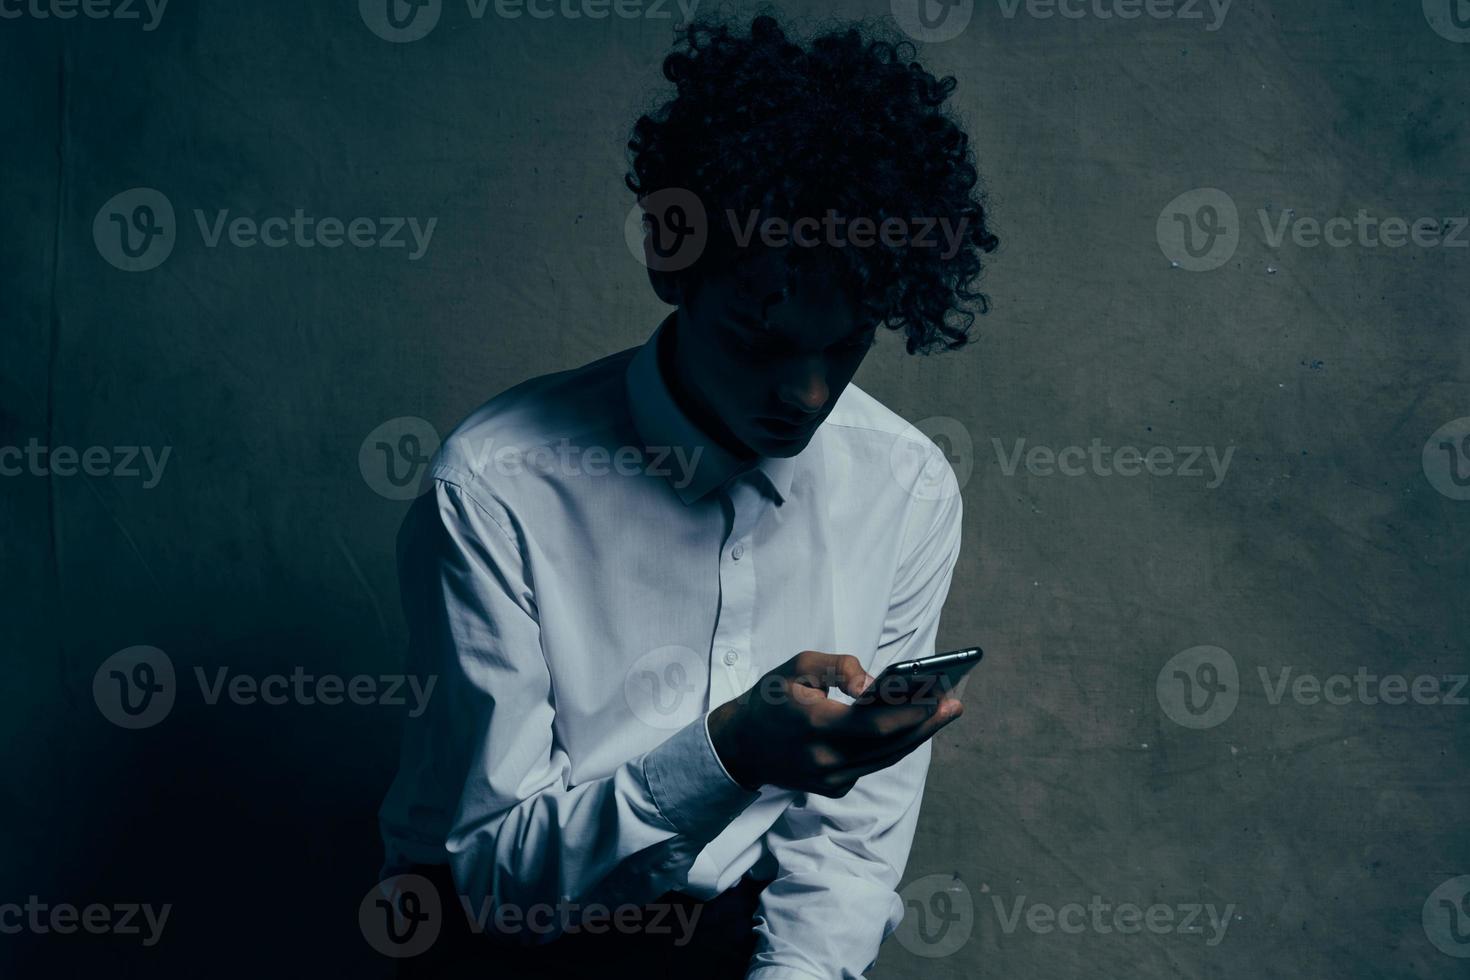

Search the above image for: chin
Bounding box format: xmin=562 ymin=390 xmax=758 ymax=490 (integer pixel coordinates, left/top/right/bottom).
xmin=747 ymin=431 xmax=812 ymax=457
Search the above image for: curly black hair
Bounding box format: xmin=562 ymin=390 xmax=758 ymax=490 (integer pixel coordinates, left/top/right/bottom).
xmin=626 ymin=12 xmax=998 ymax=355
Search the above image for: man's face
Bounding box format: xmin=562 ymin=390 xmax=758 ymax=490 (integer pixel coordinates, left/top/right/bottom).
xmin=669 ymin=249 xmax=876 ymax=459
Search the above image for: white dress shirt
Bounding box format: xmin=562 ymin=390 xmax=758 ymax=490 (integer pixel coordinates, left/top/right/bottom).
xmin=378 ymin=313 xmax=964 ymax=979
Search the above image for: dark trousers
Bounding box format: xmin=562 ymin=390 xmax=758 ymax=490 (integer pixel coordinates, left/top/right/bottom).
xmin=395 ymin=863 xmax=769 ymax=980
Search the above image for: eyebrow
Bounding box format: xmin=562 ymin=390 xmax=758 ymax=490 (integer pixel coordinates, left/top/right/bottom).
xmin=725 ymin=315 xmax=874 ymax=350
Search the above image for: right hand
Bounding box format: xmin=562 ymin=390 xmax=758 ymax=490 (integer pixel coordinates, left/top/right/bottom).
xmin=706 ymin=650 xmax=963 ymax=798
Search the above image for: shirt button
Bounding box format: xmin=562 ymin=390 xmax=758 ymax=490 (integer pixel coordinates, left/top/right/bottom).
xmin=732 ymin=544 xmax=744 ymax=560
xmin=723 ymin=649 xmax=738 ymax=666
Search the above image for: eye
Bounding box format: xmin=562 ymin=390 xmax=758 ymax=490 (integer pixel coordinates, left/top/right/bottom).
xmin=726 ymin=325 xmax=781 ymax=359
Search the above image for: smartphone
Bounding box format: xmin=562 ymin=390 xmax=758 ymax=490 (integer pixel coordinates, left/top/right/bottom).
xmin=854 ymin=646 xmax=984 ymax=707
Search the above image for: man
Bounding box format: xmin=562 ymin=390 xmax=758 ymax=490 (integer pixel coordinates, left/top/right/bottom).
xmin=377 ymin=13 xmax=998 ymax=978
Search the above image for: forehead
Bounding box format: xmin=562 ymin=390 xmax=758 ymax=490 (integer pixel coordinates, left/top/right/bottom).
xmin=718 ymin=248 xmax=860 ymax=339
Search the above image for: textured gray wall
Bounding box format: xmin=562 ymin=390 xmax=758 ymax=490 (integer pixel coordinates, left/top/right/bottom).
xmin=2 ymin=0 xmax=1467 ymax=976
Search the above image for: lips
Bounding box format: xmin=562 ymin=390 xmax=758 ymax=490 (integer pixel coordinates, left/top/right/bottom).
xmin=759 ymin=415 xmax=821 ymax=437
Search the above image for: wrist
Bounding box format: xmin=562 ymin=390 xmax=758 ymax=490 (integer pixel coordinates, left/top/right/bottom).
xmin=707 ymin=701 xmax=761 ymax=791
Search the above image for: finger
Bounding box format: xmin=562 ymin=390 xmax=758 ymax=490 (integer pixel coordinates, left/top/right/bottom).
xmin=831 ymin=699 xmax=964 ymax=769
xmin=802 ymin=692 xmax=931 ymax=734
xmin=809 ymin=692 xmax=948 ymax=738
xmin=833 ymin=700 xmax=936 ymax=739
xmin=790 ymin=651 xmax=873 ymax=698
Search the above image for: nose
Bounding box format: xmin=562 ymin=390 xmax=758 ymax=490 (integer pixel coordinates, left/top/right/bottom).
xmin=778 ymin=355 xmax=829 ymax=416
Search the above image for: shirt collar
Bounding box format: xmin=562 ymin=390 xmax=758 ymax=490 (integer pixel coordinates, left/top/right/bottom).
xmin=625 ymin=312 xmax=797 ymax=506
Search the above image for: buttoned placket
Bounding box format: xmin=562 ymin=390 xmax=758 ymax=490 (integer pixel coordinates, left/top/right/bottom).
xmin=707 ymin=473 xmax=769 ymax=711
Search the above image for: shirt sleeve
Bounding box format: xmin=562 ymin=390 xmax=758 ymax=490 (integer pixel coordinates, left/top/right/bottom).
xmin=379 ymin=474 xmax=759 ymax=940
xmin=747 ymin=464 xmax=964 ymax=979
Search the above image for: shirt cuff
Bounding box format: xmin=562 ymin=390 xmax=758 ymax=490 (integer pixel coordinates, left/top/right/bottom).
xmin=643 ymin=709 xmax=760 ymax=838
xmin=746 ymin=967 xmax=829 ymax=979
